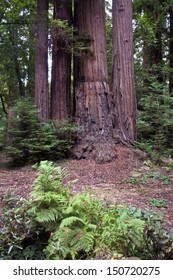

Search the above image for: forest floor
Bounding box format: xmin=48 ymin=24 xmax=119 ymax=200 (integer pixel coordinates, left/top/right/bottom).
xmin=0 ymin=145 xmax=173 ymax=231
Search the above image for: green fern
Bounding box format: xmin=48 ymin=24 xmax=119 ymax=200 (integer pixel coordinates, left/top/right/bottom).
xmin=27 ymin=161 xmax=147 ymax=259
xmin=45 ymin=221 xmax=96 ymax=259
xmin=59 ymin=216 xmax=85 ymax=228
xmin=34 ymin=209 xmax=60 ymax=223
xmin=44 ymin=193 xmax=100 ymax=260
xmin=28 ymin=161 xmax=70 ymax=227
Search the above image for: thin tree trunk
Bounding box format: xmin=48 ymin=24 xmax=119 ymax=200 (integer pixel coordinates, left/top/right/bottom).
xmin=27 ymin=25 xmax=35 ymax=96
xmin=9 ymin=27 xmax=25 ymax=97
xmin=34 ymin=0 xmax=49 ymax=120
xmin=50 ymin=0 xmax=72 ymax=120
xmin=142 ymin=2 xmax=163 ymax=84
xmin=73 ymin=0 xmax=117 ymax=163
xmin=112 ymin=0 xmax=137 ymax=144
xmin=142 ymin=40 xmax=150 ymax=86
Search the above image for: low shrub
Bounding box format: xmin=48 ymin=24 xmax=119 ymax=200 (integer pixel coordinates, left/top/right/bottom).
xmin=4 ymin=98 xmax=78 ymax=165
xmin=136 ymin=82 xmax=173 ymax=161
xmin=0 ymin=193 xmax=47 ymax=260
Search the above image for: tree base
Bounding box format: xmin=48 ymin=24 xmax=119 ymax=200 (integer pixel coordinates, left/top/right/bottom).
xmin=71 ymin=137 xmax=117 ymax=163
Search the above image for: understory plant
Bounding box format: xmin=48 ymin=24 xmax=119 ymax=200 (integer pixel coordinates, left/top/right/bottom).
xmin=28 ymin=161 xmax=70 ymax=230
xmin=1 ymin=161 xmax=173 ymax=260
xmin=4 ymin=98 xmax=78 ymax=165
xmin=136 ymin=82 xmax=173 ymax=161
xmin=0 ymin=193 xmax=47 ymax=260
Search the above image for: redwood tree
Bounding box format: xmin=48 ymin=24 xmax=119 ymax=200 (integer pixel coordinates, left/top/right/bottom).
xmin=112 ymin=0 xmax=137 ymax=144
xmin=50 ymin=0 xmax=72 ymax=120
xmin=142 ymin=2 xmax=163 ymax=84
xmin=73 ymin=0 xmax=117 ymax=163
xmin=34 ymin=0 xmax=49 ymax=120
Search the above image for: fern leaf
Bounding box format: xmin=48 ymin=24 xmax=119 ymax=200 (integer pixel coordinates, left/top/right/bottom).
xmin=60 ymin=216 xmax=85 ymax=228
xmin=36 ymin=208 xmax=59 ymax=223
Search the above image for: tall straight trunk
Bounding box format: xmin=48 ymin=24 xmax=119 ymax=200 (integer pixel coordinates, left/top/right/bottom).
xmin=151 ymin=18 xmax=163 ymax=83
xmin=27 ymin=25 xmax=35 ymax=96
xmin=73 ymin=0 xmax=117 ymax=163
xmin=9 ymin=27 xmax=25 ymax=97
xmin=169 ymin=5 xmax=173 ymax=95
xmin=142 ymin=40 xmax=150 ymax=86
xmin=142 ymin=2 xmax=163 ymax=84
xmin=50 ymin=0 xmax=72 ymax=120
xmin=34 ymin=0 xmax=49 ymax=120
xmin=112 ymin=0 xmax=137 ymax=144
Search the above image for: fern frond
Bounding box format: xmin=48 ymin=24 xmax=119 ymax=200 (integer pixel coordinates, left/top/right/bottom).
xmin=60 ymin=216 xmax=85 ymax=228
xmin=35 ymin=208 xmax=59 ymax=223
xmin=73 ymin=231 xmax=95 ymax=253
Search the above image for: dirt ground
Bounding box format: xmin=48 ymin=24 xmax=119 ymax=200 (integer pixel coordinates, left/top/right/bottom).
xmin=0 ymin=145 xmax=173 ymax=231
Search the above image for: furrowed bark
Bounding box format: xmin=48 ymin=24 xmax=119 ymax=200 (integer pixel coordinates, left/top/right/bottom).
xmin=112 ymin=0 xmax=137 ymax=144
xmin=34 ymin=0 xmax=49 ymax=120
xmin=72 ymin=0 xmax=117 ymax=163
xmin=50 ymin=0 xmax=72 ymax=120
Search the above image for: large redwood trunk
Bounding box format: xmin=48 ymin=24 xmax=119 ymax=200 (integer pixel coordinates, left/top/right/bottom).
xmin=72 ymin=0 xmax=117 ymax=163
xmin=34 ymin=0 xmax=49 ymax=120
xmin=112 ymin=0 xmax=137 ymax=144
xmin=50 ymin=0 xmax=72 ymax=120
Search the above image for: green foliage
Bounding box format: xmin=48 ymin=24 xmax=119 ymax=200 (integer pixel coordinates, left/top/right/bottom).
xmin=127 ymin=178 xmax=138 ymax=184
xmin=45 ymin=192 xmax=101 ymax=259
xmin=0 ymin=193 xmax=47 ymax=260
xmin=127 ymin=168 xmax=171 ymax=187
xmin=136 ymin=82 xmax=173 ymax=160
xmin=146 ymin=171 xmax=170 ymax=184
xmin=0 ymin=194 xmax=30 ymax=259
xmin=0 ymin=0 xmax=36 ymax=98
xmin=51 ymin=19 xmax=92 ymax=56
xmin=148 ymin=199 xmax=168 ymax=208
xmin=168 ymin=160 xmax=173 ymax=168
xmin=133 ymin=0 xmax=173 ymax=161
xmin=4 ymin=98 xmax=78 ymax=165
xmin=135 ymin=207 xmax=173 ymax=259
xmin=105 ymin=0 xmax=112 ymax=79
xmin=1 ymin=161 xmax=173 ymax=260
xmin=96 ymin=206 xmax=145 ymax=258
xmin=28 ymin=161 xmax=70 ymax=229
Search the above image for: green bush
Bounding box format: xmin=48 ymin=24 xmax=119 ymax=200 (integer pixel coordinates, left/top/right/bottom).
xmin=136 ymin=81 xmax=173 ymax=160
xmin=130 ymin=207 xmax=173 ymax=260
xmin=0 ymin=193 xmax=48 ymax=260
xmin=4 ymin=98 xmax=78 ymax=165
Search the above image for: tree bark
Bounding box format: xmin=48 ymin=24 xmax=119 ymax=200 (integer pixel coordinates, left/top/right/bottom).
xmin=72 ymin=0 xmax=117 ymax=163
xmin=112 ymin=0 xmax=137 ymax=144
xmin=142 ymin=2 xmax=163 ymax=84
xmin=8 ymin=27 xmax=25 ymax=97
xmin=34 ymin=0 xmax=49 ymax=120
xmin=50 ymin=0 xmax=72 ymax=120
xmin=27 ymin=25 xmax=35 ymax=97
